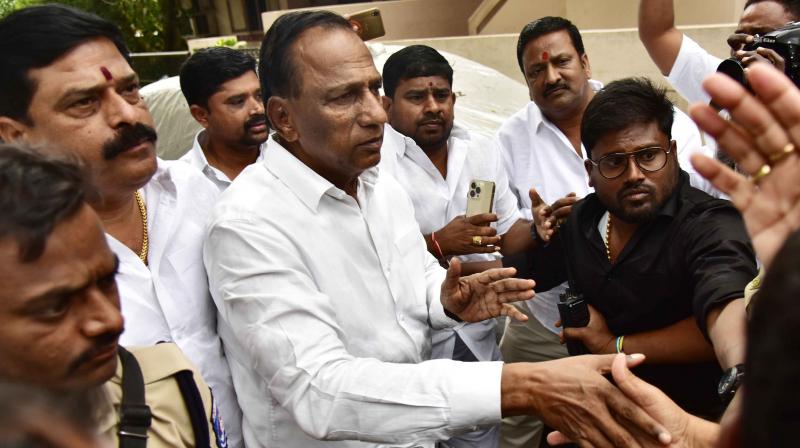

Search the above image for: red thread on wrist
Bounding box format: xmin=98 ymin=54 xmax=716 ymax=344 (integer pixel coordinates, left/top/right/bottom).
xmin=431 ymin=231 xmax=445 ymax=259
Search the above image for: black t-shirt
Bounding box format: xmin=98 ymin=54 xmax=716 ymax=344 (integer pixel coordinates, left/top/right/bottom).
xmin=559 ymin=171 xmax=758 ymax=416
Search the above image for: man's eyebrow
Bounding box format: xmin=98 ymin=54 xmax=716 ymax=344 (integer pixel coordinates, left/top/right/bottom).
xmin=54 ymin=73 xmax=139 ymax=109
xmin=22 ymin=255 xmax=119 ymax=311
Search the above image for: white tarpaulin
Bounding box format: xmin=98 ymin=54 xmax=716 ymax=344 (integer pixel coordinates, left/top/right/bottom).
xmin=141 ymin=43 xmax=529 ymax=160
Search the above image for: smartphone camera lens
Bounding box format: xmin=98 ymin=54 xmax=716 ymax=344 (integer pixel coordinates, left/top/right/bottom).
xmin=469 ymin=190 xmax=476 ymax=198
xmin=470 ymin=182 xmax=476 ymax=189
xmin=476 ymin=186 xmax=481 ymax=194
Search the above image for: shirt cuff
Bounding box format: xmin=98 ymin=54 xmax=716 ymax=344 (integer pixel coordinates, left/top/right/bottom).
xmin=429 ymin=295 xmax=461 ymax=330
xmin=448 ymin=360 xmax=504 ymax=428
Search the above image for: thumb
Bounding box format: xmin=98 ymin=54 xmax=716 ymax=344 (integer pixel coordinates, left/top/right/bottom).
xmin=443 ymin=257 xmax=462 ymax=291
xmin=529 ymin=187 xmax=544 ymax=208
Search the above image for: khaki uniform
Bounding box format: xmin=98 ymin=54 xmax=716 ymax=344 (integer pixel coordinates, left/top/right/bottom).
xmin=97 ymin=343 xmax=222 ymax=448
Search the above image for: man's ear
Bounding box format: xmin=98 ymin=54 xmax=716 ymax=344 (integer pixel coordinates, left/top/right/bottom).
xmin=581 ymin=53 xmax=592 ymax=79
xmin=0 ymin=116 xmax=30 ymax=143
xmin=381 ymin=96 xmax=392 ymax=118
xmin=267 ymin=96 xmax=298 ymax=142
xmin=584 ymin=159 xmax=595 ymax=188
xmin=189 ymin=104 xmax=211 ymax=129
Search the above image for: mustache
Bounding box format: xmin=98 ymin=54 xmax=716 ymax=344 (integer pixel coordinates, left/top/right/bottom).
xmin=543 ymin=82 xmax=567 ymax=97
xmin=102 ymin=123 xmax=157 ymax=161
xmin=66 ymin=331 xmax=122 ymax=375
xmin=618 ymin=181 xmax=655 ymax=199
xmin=417 ymin=113 xmax=444 ymax=126
xmin=244 ymin=114 xmax=268 ymax=130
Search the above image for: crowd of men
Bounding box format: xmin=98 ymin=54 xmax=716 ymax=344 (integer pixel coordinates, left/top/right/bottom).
xmin=0 ymin=0 xmax=799 ymax=447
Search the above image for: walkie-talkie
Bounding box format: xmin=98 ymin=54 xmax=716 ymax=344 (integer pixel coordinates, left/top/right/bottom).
xmin=558 ymin=288 xmax=590 ymax=356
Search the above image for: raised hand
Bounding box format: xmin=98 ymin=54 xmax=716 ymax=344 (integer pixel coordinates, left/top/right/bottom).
xmin=440 ymin=258 xmax=533 ymax=322
xmin=434 ymin=213 xmax=501 ymax=256
xmin=688 ymin=62 xmax=800 ymax=269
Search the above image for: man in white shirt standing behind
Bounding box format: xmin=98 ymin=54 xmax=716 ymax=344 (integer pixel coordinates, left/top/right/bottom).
xmin=204 ymin=10 xmax=672 ymax=448
xmin=0 ymin=5 xmax=242 ymax=446
xmin=179 ymin=46 xmax=268 ymax=190
xmin=380 ymin=45 xmax=540 ymax=448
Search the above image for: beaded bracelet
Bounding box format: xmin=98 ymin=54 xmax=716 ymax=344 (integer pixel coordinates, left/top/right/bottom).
xmin=615 ymin=335 xmax=626 ymax=353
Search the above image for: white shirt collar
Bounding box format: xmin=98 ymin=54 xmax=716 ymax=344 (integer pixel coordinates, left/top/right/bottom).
xmin=182 ymin=129 xmax=268 ymax=188
xmin=263 ymin=137 xmax=379 ymax=212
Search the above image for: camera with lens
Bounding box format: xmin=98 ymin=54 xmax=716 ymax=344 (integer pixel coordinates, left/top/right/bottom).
xmin=557 ymin=288 xmax=590 ymax=356
xmin=717 ymin=21 xmax=800 ymax=88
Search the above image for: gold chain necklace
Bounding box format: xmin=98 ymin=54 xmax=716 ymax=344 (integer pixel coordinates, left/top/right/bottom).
xmin=134 ymin=190 xmax=149 ymax=264
xmin=605 ymin=213 xmax=613 ymax=262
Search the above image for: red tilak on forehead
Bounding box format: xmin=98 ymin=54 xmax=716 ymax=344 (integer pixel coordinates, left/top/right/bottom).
xmin=542 ymin=51 xmax=549 ymax=61
xmin=100 ymin=66 xmax=113 ymax=81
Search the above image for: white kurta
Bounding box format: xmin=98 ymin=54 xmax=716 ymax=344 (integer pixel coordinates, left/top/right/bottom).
xmin=111 ymin=159 xmax=242 ymax=448
xmin=204 ymin=138 xmax=502 ymax=448
xmin=179 ymin=129 xmax=267 ymax=191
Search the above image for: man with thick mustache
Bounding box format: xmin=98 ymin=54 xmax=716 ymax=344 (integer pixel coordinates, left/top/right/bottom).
xmin=0 ymin=5 xmax=241 ymax=446
xmin=0 ymin=144 xmax=222 ymax=447
xmin=552 ymin=77 xmax=756 ymax=418
xmin=179 ymin=47 xmax=268 ymax=190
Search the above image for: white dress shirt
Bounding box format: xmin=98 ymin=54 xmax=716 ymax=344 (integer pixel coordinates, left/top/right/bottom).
xmin=498 ymin=80 xmax=712 ymax=333
xmin=667 ymin=34 xmax=723 ymax=107
xmin=204 ymin=138 xmax=502 ymax=448
xmin=111 ymin=159 xmax=242 ymax=448
xmin=380 ymin=123 xmax=521 ymax=363
xmin=179 ymin=129 xmax=267 ymax=191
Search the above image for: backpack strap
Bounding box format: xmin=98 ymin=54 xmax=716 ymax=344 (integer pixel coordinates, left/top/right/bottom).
xmin=118 ymin=346 xmax=152 ymax=448
xmin=173 ymin=369 xmax=211 ymax=448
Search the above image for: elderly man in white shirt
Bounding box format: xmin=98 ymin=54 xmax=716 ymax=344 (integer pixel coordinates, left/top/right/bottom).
xmin=0 ymin=6 xmax=242 ymax=446
xmin=204 ymin=10 xmax=673 ymax=448
xmin=178 ymin=46 xmax=268 ymax=190
xmin=496 ymin=17 xmax=711 ymax=448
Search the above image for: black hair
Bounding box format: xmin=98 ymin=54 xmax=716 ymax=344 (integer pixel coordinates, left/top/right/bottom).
xmin=382 ymin=45 xmax=453 ymax=99
xmin=745 ymin=229 xmax=800 ymax=446
xmin=744 ymin=0 xmax=800 ymax=20
xmin=0 ymin=4 xmax=130 ymax=124
xmin=259 ymin=10 xmax=353 ymax=103
xmin=0 ymin=144 xmax=89 ymax=262
xmin=179 ymin=46 xmax=257 ymax=108
xmin=581 ymin=77 xmax=674 ymax=159
xmin=516 ymin=16 xmax=585 ymax=74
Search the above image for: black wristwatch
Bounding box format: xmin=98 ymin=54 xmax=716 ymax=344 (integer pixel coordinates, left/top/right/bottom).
xmin=718 ymin=363 xmax=745 ymax=406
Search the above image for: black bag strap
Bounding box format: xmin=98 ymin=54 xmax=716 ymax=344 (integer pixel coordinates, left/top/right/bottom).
xmin=174 ymin=369 xmax=211 ymax=448
xmin=118 ymin=347 xmax=152 ymax=448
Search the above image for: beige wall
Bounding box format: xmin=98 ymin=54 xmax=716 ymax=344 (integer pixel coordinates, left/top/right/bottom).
xmin=471 ymin=0 xmax=747 ymax=35
xmin=261 ymin=0 xmax=482 ymax=40
xmin=386 ymin=24 xmax=734 ymax=110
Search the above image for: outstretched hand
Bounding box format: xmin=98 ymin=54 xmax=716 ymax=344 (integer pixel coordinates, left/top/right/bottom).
xmin=689 ymin=62 xmax=800 ymax=270
xmin=547 ymin=354 xmax=719 ymax=447
xmin=440 ymin=258 xmax=533 ymax=322
xmin=530 ymin=188 xmax=577 ymax=243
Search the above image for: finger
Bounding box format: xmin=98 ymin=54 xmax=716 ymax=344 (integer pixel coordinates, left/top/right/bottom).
xmin=562 ymin=327 xmax=580 ymax=341
xmin=746 ymin=63 xmax=800 ymax=148
xmin=496 ymin=289 xmax=536 ymax=304
xmin=477 ymin=266 xmax=518 ymax=283
xmin=546 ymin=431 xmax=573 ymax=446
xmin=584 ymin=353 xmax=646 ymax=375
xmin=689 ymin=153 xmax=756 ymax=211
xmin=755 ymin=47 xmax=783 ymax=64
xmin=466 ymin=213 xmax=498 ymax=225
xmin=529 ymin=187 xmax=545 ymax=208
xmin=472 ymin=245 xmax=502 ymax=254
xmin=554 ymin=319 xmax=562 ymax=328
xmin=502 ymin=303 xmax=529 ymax=322
xmin=550 ymin=194 xmax=578 ymax=210
xmin=701 ymin=71 xmax=794 ymax=165
xmin=688 ymin=102 xmax=768 ymax=174
xmin=474 ymin=227 xmax=499 ymax=237
xmin=550 ymin=205 xmax=573 ymax=221
xmin=492 ymin=277 xmax=536 ymax=294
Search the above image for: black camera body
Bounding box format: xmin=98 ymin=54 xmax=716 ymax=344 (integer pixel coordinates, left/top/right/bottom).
xmin=718 ymin=21 xmax=800 ymax=88
xmin=557 ymin=288 xmax=590 ymax=356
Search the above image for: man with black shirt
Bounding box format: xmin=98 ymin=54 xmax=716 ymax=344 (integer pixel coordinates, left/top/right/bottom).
xmin=549 ymin=77 xmax=757 ymax=417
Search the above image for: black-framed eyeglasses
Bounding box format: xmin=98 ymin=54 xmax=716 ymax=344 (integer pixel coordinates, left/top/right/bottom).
xmin=588 ymin=141 xmax=675 ymax=179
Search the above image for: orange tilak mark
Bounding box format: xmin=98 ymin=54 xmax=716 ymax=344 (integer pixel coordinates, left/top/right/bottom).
xmin=100 ymin=66 xmax=113 ymax=81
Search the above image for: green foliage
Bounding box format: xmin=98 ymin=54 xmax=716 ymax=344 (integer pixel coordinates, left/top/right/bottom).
xmin=0 ymin=0 xmax=194 ymax=52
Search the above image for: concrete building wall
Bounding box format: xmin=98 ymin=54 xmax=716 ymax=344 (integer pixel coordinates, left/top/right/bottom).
xmin=261 ymin=0 xmax=482 ymax=40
